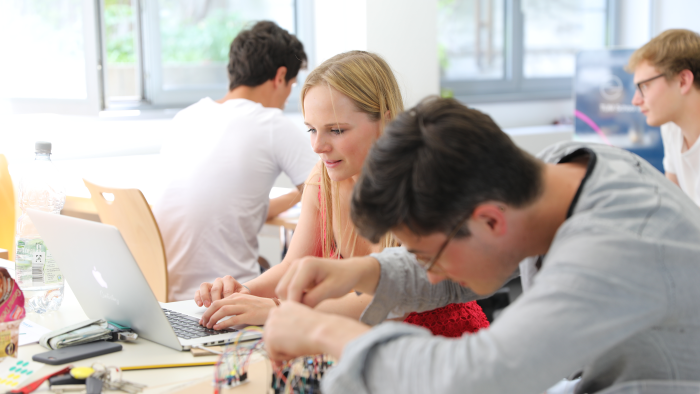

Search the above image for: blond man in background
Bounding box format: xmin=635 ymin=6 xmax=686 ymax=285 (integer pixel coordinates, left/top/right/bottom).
xmin=630 ymin=29 xmax=700 ymax=205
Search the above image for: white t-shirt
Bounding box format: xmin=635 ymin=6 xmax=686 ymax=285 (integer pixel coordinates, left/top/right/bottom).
xmin=153 ymin=98 xmax=318 ymax=301
xmin=661 ymin=121 xmax=700 ymax=206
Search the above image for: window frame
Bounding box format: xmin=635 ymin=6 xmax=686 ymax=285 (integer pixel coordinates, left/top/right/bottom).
xmin=442 ymin=0 xmax=621 ymax=104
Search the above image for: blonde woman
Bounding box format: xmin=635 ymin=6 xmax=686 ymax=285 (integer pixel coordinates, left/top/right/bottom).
xmin=196 ymin=51 xmax=488 ymax=336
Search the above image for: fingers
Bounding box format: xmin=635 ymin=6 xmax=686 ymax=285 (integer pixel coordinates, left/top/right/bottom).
xmin=200 ymin=301 xmax=246 ymax=328
xmin=196 ymin=282 xmax=213 ymax=307
xmin=297 ymin=279 xmax=338 ymax=308
xmin=207 ymin=305 xmax=245 ymax=329
xmin=263 ymin=302 xmax=321 ymax=361
xmin=283 ymin=258 xmax=329 ymax=307
xmin=210 ymin=278 xmax=226 ymax=303
xmin=221 ymin=276 xmax=238 ymax=298
xmin=275 ymin=260 xmax=300 ymax=301
xmin=194 ymin=290 xmax=202 ymax=307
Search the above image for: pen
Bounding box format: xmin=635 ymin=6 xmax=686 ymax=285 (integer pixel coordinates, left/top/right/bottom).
xmin=121 ymin=361 xmax=217 ymax=371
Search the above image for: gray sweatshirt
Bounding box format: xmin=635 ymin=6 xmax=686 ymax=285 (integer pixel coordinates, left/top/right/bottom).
xmin=321 ymin=142 xmax=700 ymax=394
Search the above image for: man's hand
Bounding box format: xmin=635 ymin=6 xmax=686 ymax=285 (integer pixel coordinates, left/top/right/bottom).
xmin=195 ymin=275 xmax=250 ymax=307
xmin=275 ymin=256 xmax=381 ymax=307
xmin=199 ymin=293 xmax=276 ymax=329
xmin=264 ymin=301 xmax=370 ymax=361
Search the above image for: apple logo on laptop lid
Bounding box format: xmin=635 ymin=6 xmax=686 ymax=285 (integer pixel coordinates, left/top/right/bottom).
xmin=92 ymin=266 xmax=108 ymax=288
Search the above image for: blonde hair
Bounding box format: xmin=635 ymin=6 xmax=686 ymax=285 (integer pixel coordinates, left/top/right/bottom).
xmin=627 ymin=29 xmax=700 ymax=89
xmin=301 ymin=51 xmax=404 ymax=258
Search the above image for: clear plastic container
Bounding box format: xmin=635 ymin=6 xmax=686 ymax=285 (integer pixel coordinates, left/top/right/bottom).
xmin=15 ymin=141 xmax=65 ymax=314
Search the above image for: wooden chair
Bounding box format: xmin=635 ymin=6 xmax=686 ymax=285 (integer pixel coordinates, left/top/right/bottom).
xmin=0 ymin=155 xmax=15 ymax=262
xmin=83 ymin=179 xmax=169 ymax=302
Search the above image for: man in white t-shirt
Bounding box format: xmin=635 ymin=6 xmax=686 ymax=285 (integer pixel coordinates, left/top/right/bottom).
xmin=629 ymin=29 xmax=700 ymax=205
xmin=153 ymin=21 xmax=318 ymax=301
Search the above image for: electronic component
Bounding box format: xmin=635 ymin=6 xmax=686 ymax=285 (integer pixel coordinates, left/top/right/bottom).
xmin=212 ymin=327 xmax=334 ymax=394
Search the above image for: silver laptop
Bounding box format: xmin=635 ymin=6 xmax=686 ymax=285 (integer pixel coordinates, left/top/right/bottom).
xmin=27 ymin=209 xmax=261 ymax=351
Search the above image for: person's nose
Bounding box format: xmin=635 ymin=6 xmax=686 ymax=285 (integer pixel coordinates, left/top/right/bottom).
xmin=312 ymin=133 xmax=330 ymax=155
xmin=631 ymin=89 xmax=644 ymax=106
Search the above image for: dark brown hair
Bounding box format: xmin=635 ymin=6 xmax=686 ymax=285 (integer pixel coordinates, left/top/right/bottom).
xmin=227 ymin=21 xmax=307 ymax=90
xmin=351 ymin=97 xmax=544 ymax=242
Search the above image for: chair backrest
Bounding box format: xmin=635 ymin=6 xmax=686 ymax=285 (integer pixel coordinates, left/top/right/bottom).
xmin=83 ymin=179 xmax=168 ymax=302
xmin=0 ymin=155 xmax=15 ymax=262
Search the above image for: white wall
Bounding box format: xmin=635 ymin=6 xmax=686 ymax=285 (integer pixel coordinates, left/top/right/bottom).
xmin=313 ymin=0 xmax=440 ymax=109
xmin=366 ymin=0 xmax=439 ymax=108
xmin=313 ymin=0 xmax=367 ymax=65
xmin=652 ymin=0 xmax=700 ymax=35
xmin=618 ymin=0 xmax=652 ymax=48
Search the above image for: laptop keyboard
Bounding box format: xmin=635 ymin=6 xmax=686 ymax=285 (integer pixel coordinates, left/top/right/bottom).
xmin=162 ymin=309 xmax=235 ymax=339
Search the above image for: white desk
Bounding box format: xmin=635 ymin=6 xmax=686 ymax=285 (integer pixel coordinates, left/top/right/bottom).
xmin=0 ymin=258 xmax=266 ymax=393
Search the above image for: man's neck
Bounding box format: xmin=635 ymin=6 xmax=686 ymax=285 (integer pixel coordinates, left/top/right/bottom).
xmin=671 ymin=92 xmax=700 ymax=149
xmin=216 ymin=82 xmax=278 ymax=109
xmin=517 ymin=161 xmax=589 ymax=257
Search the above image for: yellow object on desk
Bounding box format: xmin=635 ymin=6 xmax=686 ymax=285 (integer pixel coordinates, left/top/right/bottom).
xmin=121 ymin=361 xmax=217 ymax=371
xmin=70 ymin=366 xmax=94 ymax=379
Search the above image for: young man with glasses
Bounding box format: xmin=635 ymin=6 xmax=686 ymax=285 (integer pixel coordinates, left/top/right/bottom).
xmin=262 ymin=97 xmax=700 ymax=394
xmin=629 ymin=29 xmax=700 ymax=205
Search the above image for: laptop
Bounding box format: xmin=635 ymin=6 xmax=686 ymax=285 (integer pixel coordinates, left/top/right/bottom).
xmin=27 ymin=209 xmax=261 ymax=351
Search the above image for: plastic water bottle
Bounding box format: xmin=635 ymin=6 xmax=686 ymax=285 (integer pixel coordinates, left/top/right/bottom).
xmin=15 ymin=141 xmax=66 ymax=314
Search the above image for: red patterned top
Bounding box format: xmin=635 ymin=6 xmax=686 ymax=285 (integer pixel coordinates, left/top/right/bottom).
xmin=317 ymin=186 xmax=489 ymax=337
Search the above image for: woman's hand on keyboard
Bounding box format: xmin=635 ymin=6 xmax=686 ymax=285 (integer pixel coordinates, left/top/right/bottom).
xmin=199 ymin=293 xmax=276 ymax=329
xmin=195 ymin=275 xmax=250 ymax=308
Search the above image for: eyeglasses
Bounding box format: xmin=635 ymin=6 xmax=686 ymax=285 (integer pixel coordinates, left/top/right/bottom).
xmin=415 ymin=216 xmax=469 ymax=272
xmin=635 ymin=74 xmax=665 ymax=98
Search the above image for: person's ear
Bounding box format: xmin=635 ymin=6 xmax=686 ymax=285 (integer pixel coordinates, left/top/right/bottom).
xmin=678 ymin=69 xmax=695 ymax=95
xmin=471 ymin=204 xmax=507 ymax=237
xmin=273 ymin=66 xmax=288 ymax=88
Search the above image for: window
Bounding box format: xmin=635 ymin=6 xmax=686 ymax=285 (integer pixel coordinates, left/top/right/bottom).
xmin=438 ymin=0 xmax=617 ymax=102
xmin=1 ymin=0 xmax=306 ymax=115
xmin=136 ymin=0 xmax=297 ymax=107
xmin=0 ymin=0 xmax=102 ymax=115
xmin=103 ymin=0 xmax=142 ymax=101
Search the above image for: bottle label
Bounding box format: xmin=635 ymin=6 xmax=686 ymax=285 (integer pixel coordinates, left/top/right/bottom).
xmin=43 ymin=251 xmax=63 ymax=285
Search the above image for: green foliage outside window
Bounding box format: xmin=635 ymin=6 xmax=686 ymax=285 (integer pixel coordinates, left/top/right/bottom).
xmin=159 ymin=9 xmax=244 ymax=64
xmin=104 ymin=0 xmax=245 ymax=65
xmin=104 ymin=0 xmax=136 ymax=64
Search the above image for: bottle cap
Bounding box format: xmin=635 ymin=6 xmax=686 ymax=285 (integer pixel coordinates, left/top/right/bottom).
xmin=35 ymin=141 xmax=52 ymax=154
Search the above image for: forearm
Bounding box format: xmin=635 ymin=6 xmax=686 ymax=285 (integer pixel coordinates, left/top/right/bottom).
xmin=346 ymin=256 xmax=382 ymax=295
xmin=245 ymin=261 xmax=290 ymax=298
xmin=361 ymin=247 xmax=489 ymax=325
xmin=315 ymin=292 xmax=374 ymax=320
xmin=267 ymin=190 xmax=301 ymax=220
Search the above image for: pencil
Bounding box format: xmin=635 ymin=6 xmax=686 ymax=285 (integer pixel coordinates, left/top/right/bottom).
xmin=121 ymin=361 xmax=217 ymax=371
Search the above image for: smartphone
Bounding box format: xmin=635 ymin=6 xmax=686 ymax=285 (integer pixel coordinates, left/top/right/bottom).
xmin=33 ymin=342 xmax=122 ymax=365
